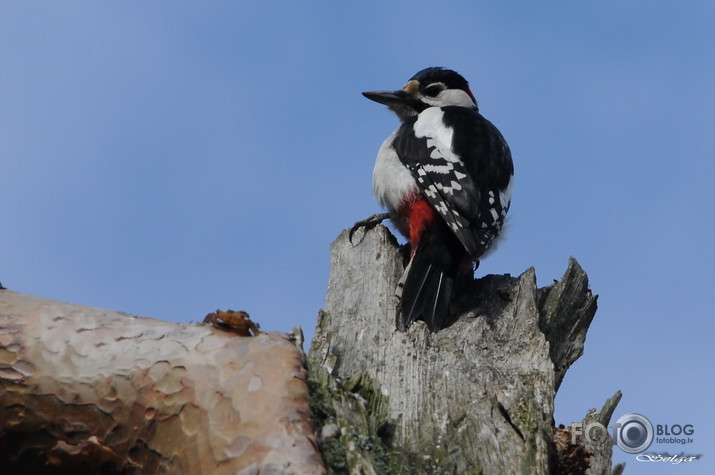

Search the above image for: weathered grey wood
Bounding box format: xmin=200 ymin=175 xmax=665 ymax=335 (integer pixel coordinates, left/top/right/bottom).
xmin=582 ymin=391 xmax=626 ymax=475
xmin=309 ymin=225 xmax=615 ymax=474
xmin=537 ymin=260 xmax=599 ymax=391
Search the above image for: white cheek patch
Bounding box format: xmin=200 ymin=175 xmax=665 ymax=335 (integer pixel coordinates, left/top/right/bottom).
xmin=421 ymin=89 xmax=475 ymax=108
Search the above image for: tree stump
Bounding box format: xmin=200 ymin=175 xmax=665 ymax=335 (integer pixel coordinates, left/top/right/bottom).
xmin=308 ymin=225 xmax=619 ymax=474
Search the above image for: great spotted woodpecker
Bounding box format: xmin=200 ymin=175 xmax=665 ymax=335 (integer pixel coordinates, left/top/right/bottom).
xmin=353 ymin=67 xmax=514 ymax=332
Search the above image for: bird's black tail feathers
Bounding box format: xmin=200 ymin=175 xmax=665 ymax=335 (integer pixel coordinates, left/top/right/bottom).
xmin=397 ymin=224 xmax=466 ymax=332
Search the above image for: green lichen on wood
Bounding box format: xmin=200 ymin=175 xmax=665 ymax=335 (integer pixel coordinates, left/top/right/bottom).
xmin=307 ymin=350 xmax=402 ymax=474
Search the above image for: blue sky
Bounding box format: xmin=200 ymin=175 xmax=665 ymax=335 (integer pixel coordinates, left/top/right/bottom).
xmin=2 ymin=2 xmax=713 ymax=472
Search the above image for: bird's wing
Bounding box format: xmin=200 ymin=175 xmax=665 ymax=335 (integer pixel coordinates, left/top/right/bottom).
xmin=393 ymin=106 xmax=513 ymax=258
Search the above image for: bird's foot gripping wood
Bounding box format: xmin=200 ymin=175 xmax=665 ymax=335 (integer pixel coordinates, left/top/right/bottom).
xmin=348 ymin=213 xmax=390 ymax=244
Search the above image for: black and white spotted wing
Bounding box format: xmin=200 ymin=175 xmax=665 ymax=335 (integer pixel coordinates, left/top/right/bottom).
xmin=392 ymin=106 xmax=514 ymax=258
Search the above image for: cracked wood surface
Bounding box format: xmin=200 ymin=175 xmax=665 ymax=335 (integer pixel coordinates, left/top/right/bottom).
xmin=0 ymin=290 xmax=324 ymax=474
xmin=309 ymin=225 xmax=610 ymax=474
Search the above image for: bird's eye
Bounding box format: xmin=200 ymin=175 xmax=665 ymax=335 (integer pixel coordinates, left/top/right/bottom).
xmin=423 ymin=84 xmax=444 ymax=97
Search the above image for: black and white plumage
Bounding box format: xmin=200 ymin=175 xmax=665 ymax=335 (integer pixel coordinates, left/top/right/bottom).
xmin=359 ymin=67 xmax=514 ymax=332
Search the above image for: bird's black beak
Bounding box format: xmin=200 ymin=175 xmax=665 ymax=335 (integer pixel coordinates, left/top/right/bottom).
xmin=362 ymin=90 xmax=410 ymax=106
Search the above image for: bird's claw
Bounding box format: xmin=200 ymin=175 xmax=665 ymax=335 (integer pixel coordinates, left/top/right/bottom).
xmin=349 ymin=213 xmax=390 ymax=244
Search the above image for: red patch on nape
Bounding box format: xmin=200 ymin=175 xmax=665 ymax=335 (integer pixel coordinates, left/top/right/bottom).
xmin=408 ymin=198 xmax=436 ymax=255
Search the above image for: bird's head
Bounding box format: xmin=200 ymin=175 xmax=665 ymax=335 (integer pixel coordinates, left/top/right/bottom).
xmin=363 ymin=67 xmax=477 ymax=120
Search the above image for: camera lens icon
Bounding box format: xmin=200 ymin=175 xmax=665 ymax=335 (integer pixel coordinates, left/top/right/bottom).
xmin=615 ymin=413 xmax=654 ymax=454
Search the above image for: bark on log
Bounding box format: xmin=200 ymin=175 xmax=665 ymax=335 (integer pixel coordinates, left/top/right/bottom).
xmin=0 ymin=290 xmax=324 ymax=474
xmin=308 ymin=225 xmax=619 ymax=474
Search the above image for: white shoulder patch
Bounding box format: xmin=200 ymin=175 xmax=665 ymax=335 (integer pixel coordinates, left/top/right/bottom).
xmin=412 ymin=108 xmax=460 ymax=164
xmin=499 ymin=173 xmax=514 ymax=212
